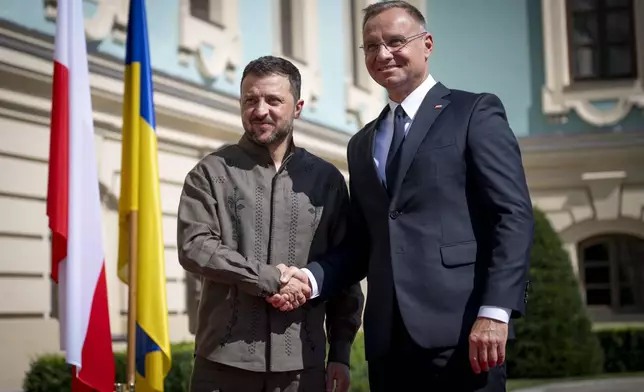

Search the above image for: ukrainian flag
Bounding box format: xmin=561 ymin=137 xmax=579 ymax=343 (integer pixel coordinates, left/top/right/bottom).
xmin=117 ymin=0 xmax=171 ymax=390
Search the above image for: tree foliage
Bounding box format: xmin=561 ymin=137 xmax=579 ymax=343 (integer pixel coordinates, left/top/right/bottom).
xmin=507 ymin=208 xmax=604 ymax=378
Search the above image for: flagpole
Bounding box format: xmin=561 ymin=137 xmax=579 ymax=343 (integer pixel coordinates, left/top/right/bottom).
xmin=126 ymin=211 xmax=138 ymax=391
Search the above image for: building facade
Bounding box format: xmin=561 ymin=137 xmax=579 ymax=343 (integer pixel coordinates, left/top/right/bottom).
xmin=0 ymin=0 xmax=642 ymax=389
xmin=427 ymin=0 xmax=644 ymax=325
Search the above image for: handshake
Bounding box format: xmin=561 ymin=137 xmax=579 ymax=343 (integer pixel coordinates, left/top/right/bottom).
xmin=265 ymin=264 xmax=311 ymax=311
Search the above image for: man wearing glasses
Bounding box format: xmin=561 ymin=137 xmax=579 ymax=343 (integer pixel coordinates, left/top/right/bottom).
xmin=271 ymin=1 xmax=534 ymax=391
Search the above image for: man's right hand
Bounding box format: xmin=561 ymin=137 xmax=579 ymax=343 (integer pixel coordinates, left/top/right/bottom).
xmin=266 ymin=264 xmax=311 ymax=311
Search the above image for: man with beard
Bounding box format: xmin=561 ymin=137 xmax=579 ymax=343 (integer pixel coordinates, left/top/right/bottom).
xmin=177 ymin=55 xmax=364 ymax=392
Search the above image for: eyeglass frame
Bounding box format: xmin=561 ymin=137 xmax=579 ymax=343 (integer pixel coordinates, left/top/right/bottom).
xmin=359 ymin=32 xmax=428 ymax=56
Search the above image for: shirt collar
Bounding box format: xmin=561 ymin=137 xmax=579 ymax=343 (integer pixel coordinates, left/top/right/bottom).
xmin=387 ymin=73 xmax=437 ymax=120
xmin=238 ymin=133 xmax=297 ymax=167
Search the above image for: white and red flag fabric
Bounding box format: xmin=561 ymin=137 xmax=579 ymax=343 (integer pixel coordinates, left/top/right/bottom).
xmin=46 ymin=0 xmax=115 ymax=390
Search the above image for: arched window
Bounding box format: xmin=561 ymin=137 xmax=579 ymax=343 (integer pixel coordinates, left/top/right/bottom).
xmin=578 ymin=234 xmax=644 ymax=313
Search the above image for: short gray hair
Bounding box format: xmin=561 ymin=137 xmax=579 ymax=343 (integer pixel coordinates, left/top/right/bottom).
xmin=362 ymin=1 xmax=426 ymax=29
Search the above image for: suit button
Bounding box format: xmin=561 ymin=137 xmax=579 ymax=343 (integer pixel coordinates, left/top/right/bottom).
xmin=389 ymin=211 xmax=400 ymax=219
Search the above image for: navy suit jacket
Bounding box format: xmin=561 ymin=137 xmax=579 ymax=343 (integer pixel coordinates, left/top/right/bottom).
xmin=307 ymin=82 xmax=534 ymax=361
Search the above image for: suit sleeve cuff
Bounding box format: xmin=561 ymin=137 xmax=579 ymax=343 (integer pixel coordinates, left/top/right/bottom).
xmin=478 ymin=306 xmax=511 ymax=323
xmin=302 ymin=268 xmax=320 ymax=298
xmin=327 ymin=340 xmax=352 ymax=367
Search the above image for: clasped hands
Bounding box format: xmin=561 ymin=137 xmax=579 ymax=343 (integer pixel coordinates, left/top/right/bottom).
xmin=265 ymin=264 xmax=310 ymax=311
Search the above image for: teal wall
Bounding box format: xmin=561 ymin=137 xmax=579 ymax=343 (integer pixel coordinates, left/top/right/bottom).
xmin=426 ymin=0 xmax=643 ymax=137
xmin=426 ymin=0 xmax=532 ymax=137
xmin=0 ymin=0 xmax=357 ymax=134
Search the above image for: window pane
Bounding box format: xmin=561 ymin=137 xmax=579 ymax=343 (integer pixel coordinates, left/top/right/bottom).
xmin=607 ymin=45 xmax=634 ymax=77
xmin=569 ymin=0 xmax=598 ymax=11
xmin=605 ymin=0 xmax=631 ymax=9
xmin=281 ymin=0 xmax=293 ymax=58
xmin=350 ymin=0 xmax=360 ymax=83
xmin=585 ymin=265 xmax=610 ymax=284
xmin=584 ymin=243 xmax=609 ymax=261
xmin=619 ymin=263 xmax=631 ymax=283
xmin=571 ymin=14 xmax=598 ymax=45
xmin=190 ymin=0 xmax=210 ymax=21
xmin=606 ymin=11 xmax=633 ymax=43
xmin=586 ymin=288 xmax=611 ymax=305
xmin=620 ymin=286 xmax=634 ymax=306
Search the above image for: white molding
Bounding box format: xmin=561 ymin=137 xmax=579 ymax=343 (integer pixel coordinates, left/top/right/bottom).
xmin=559 ymin=217 xmax=644 ymax=245
xmin=344 ymin=0 xmax=386 ymax=128
xmin=44 ymin=0 xmax=129 ymax=43
xmin=271 ymin=0 xmax=322 ymax=108
xmin=0 ymin=37 xmax=350 ymax=167
xmin=540 ymin=0 xmax=644 ymax=126
xmin=177 ymin=0 xmax=241 ymax=83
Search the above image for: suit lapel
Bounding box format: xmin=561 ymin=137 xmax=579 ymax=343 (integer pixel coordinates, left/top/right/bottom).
xmin=391 ymin=83 xmax=451 ymax=201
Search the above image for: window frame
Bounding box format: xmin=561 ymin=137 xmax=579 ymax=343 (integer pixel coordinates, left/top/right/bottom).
xmin=540 ymin=0 xmax=644 ymax=126
xmin=271 ymin=0 xmax=321 ymax=107
xmin=343 ymin=0 xmax=387 ymax=128
xmin=178 ymin=0 xmax=242 ymax=82
xmin=578 ymin=235 xmax=642 ymax=313
xmin=189 ymin=0 xmax=225 ymax=29
xmin=565 ymin=0 xmax=638 ymax=82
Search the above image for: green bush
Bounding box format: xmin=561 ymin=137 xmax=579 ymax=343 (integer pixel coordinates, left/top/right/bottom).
xmin=24 ymin=337 xmax=371 ymax=392
xmin=29 ymin=208 xmax=643 ymax=388
xmin=506 ymin=208 xmax=604 ymax=378
xmin=348 ymin=332 xmax=369 ymax=392
xmin=22 ymin=355 xmax=72 ymax=392
xmin=26 ymin=325 xmax=644 ymax=391
xmin=24 ymin=343 xmax=195 ymax=392
xmin=596 ymin=327 xmax=644 ymax=373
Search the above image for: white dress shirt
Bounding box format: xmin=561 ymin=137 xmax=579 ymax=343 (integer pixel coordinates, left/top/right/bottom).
xmin=303 ymin=74 xmax=510 ymax=324
xmin=374 ymin=73 xmax=437 ymax=183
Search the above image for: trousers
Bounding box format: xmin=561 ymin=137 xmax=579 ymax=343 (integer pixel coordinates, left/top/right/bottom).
xmin=189 ymin=355 xmax=326 ymax=392
xmin=368 ymin=301 xmax=507 ymax=392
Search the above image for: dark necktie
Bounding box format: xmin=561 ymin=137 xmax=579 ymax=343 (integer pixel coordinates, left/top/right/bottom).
xmin=386 ymin=105 xmax=407 ymax=192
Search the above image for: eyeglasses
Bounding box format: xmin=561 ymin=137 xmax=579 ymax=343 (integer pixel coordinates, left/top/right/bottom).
xmin=359 ymin=32 xmax=427 ymax=55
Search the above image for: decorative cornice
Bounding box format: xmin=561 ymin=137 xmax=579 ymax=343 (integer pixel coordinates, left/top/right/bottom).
xmin=44 ymin=0 xmax=129 ymax=43
xmin=0 ymin=24 xmax=351 ymax=167
xmin=519 ymin=130 xmax=644 ymax=153
xmin=271 ymin=0 xmax=322 ymax=108
xmin=540 ymin=0 xmax=644 ymax=126
xmin=177 ymin=0 xmax=241 ymax=83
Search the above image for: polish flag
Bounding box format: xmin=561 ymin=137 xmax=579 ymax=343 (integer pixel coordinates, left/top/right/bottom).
xmin=46 ymin=0 xmax=115 ymax=390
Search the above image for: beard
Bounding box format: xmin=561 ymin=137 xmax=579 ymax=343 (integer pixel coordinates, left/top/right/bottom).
xmin=244 ymin=118 xmax=293 ymax=146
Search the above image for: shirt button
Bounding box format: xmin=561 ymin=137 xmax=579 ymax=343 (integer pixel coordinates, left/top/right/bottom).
xmin=389 ymin=211 xmax=400 ymax=219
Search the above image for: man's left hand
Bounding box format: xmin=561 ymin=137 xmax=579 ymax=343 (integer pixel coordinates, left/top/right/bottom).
xmin=468 ymin=317 xmax=508 ymax=374
xmin=326 ymin=362 xmax=350 ymax=392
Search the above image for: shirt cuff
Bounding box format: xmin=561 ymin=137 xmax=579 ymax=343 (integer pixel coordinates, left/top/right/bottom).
xmin=478 ymin=306 xmax=511 ymax=323
xmin=301 ymin=268 xmax=320 ymax=298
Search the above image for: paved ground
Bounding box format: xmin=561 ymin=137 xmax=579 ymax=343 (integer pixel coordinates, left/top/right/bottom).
xmin=514 ymin=377 xmax=644 ymax=392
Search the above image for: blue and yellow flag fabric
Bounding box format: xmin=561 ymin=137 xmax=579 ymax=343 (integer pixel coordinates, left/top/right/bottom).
xmin=117 ymin=0 xmax=171 ymax=390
